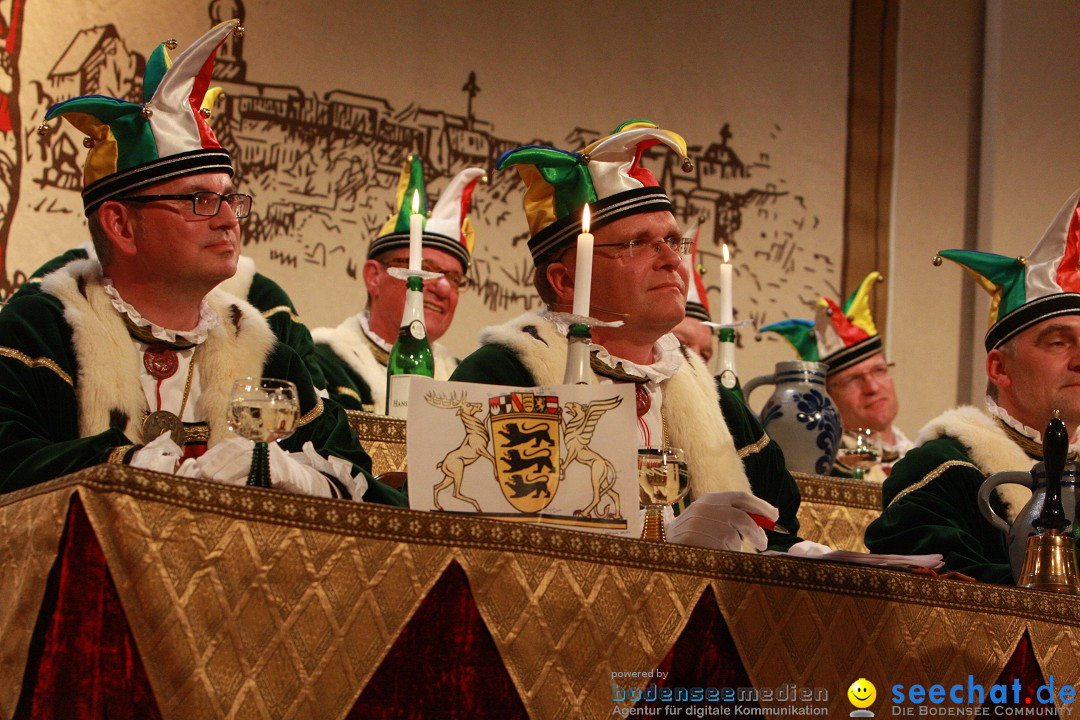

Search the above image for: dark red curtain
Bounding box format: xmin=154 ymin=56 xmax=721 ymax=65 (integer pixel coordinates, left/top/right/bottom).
xmin=16 ymin=496 xmax=161 ymax=719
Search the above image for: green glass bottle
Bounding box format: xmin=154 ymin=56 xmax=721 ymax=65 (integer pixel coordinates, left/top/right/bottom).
xmin=716 ymin=327 xmax=744 ymax=402
xmin=385 ymin=274 xmax=434 ymax=417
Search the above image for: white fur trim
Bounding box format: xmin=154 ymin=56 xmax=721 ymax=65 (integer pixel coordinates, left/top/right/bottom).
xmin=311 ymin=316 xmax=457 ymax=414
xmin=478 ymin=313 xmax=752 ymax=497
xmin=41 ymin=260 xmax=276 ymax=446
xmin=915 ymin=405 xmax=1034 ymax=523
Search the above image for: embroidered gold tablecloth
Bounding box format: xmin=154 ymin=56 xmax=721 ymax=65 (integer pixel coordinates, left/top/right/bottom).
xmin=2 ymin=465 xmax=1078 ymax=720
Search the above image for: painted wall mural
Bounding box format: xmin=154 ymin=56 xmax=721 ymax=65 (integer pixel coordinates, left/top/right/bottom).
xmin=4 ymin=0 xmax=850 ymax=381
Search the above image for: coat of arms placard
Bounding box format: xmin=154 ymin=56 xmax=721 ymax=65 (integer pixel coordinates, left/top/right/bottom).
xmin=406 ymin=378 xmax=639 ymax=537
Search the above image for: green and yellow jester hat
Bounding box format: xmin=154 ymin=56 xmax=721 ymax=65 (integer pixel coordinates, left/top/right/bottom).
xmin=41 ymin=20 xmax=241 ymax=216
xmin=496 ymin=119 xmax=694 ymax=262
xmin=935 ymin=187 xmax=1080 ymax=351
xmin=759 ymin=272 xmax=885 ymax=375
xmin=367 ymin=155 xmax=485 ymax=272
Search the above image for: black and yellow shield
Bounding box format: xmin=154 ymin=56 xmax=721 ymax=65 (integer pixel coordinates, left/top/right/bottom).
xmin=488 ymin=392 xmax=561 ymax=513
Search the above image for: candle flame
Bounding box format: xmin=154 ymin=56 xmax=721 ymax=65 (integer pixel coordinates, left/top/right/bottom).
xmin=411 ymin=189 xmax=420 ymax=214
xmin=722 ymin=243 xmax=730 ymax=263
xmin=582 ymin=203 xmax=591 ymax=234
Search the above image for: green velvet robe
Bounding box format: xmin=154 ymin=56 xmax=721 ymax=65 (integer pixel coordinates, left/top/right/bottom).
xmin=0 ymin=260 xmax=404 ymax=506
xmin=864 ymin=406 xmax=1036 ymax=584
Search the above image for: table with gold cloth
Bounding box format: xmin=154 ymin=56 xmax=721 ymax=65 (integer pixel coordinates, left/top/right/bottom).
xmin=2 ymin=465 xmax=1078 ymax=720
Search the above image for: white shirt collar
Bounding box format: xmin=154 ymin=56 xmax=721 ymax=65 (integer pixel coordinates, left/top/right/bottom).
xmin=102 ymin=277 xmax=218 ymax=345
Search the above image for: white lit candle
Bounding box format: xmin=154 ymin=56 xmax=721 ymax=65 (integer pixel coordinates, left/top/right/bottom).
xmin=572 ymin=204 xmax=593 ymax=317
xmin=720 ymin=243 xmax=734 ymax=325
xmin=409 ymin=189 xmax=423 ymax=273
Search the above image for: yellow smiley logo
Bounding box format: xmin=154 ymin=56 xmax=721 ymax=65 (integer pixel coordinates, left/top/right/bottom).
xmin=848 ymin=678 xmax=877 ymax=709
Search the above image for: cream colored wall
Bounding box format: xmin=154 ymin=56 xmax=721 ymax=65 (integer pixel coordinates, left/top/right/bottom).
xmin=889 ymin=0 xmax=983 ymax=438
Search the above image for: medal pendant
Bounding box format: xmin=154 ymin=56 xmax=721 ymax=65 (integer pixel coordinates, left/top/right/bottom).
xmin=143 ymin=410 xmax=185 ymax=445
xmin=144 ymin=345 xmax=179 ymax=380
xmin=635 ymin=384 xmax=651 ymax=417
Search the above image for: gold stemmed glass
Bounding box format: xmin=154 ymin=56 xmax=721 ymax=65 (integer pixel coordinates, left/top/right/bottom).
xmin=226 ymin=378 xmax=300 ymax=488
xmin=835 ymin=427 xmax=882 ymax=479
xmin=638 ymin=447 xmax=689 ymax=542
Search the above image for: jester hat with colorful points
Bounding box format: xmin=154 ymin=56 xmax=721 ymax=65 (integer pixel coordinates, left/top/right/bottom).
xmin=683 ymin=219 xmax=713 ymax=323
xmin=367 ymin=155 xmax=484 ymax=272
xmin=497 ymin=120 xmax=693 ymax=262
xmin=43 ymin=20 xmax=240 ymax=216
xmin=759 ymin=272 xmax=885 ymax=375
xmin=936 ymin=187 xmax=1080 ymax=351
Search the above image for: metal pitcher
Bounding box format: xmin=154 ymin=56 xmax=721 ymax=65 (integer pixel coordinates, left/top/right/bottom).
xmin=978 ymin=462 xmax=1080 ymax=582
xmin=743 ymin=360 xmax=843 ymax=475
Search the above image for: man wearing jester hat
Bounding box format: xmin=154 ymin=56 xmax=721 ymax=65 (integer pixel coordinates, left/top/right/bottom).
xmin=14 ymin=89 xmax=329 ymax=393
xmin=312 ymin=156 xmax=484 ymax=414
xmin=759 ymin=272 xmax=912 ymax=477
xmin=0 ymin=21 xmax=402 ymax=504
xmin=451 ymin=120 xmax=809 ymax=553
xmin=865 ymin=187 xmax=1080 ymax=583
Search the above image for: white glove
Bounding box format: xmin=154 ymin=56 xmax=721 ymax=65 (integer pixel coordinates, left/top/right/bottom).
xmin=129 ymin=433 xmax=183 ymax=474
xmin=787 ymin=540 xmax=833 ymax=557
xmin=191 ymin=437 xmax=255 ymax=485
xmin=294 ymin=441 xmax=369 ymax=501
xmin=267 ymin=442 xmax=334 ymax=498
xmin=666 ymin=491 xmax=779 ymax=553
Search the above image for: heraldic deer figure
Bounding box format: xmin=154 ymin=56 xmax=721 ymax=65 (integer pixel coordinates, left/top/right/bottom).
xmin=427 ymin=391 xmax=494 ymax=512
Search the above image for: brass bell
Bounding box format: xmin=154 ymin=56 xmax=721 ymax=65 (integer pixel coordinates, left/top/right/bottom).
xmin=932 ymin=255 xmax=943 ymax=266
xmin=681 ymin=158 xmax=694 ymax=173
xmin=1016 ymin=530 xmax=1080 ymax=594
xmin=83 ymin=136 xmax=95 ymax=148
xmin=36 ymin=122 xmax=50 ymax=137
xmin=200 ymin=107 xmax=212 ymax=119
xmin=141 ymin=106 xmax=153 ymax=120
xmin=165 ymin=38 xmax=178 ymax=50
xmin=234 ymin=25 xmax=245 ymax=38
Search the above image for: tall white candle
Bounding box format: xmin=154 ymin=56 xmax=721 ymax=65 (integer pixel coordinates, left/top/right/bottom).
xmin=572 ymin=204 xmax=593 ymax=317
xmin=720 ymin=243 xmax=734 ymax=324
xmin=409 ymin=189 xmax=423 ymax=273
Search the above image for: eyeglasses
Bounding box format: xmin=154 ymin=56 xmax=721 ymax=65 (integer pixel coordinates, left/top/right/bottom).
xmin=829 ymin=362 xmax=895 ymax=392
xmin=378 ymin=257 xmax=471 ymax=290
xmin=593 ymin=236 xmax=693 ymax=258
xmin=116 ymin=192 xmax=253 ymax=218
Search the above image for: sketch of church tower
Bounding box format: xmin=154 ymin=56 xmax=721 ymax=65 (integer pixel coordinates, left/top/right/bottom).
xmin=210 ymin=0 xmax=245 ymax=81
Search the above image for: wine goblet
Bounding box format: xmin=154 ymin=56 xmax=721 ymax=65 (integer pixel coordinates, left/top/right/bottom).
xmin=226 ymin=378 xmax=300 ymax=488
xmin=638 ymin=447 xmax=690 ymax=542
xmin=835 ymin=427 xmax=882 ymax=479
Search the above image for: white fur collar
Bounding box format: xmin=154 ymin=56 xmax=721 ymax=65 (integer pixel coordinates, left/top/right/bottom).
xmin=915 ymin=405 xmax=1033 ymax=523
xmin=41 ymin=259 xmax=276 ymax=446
xmin=311 ymin=315 xmax=458 ymax=413
xmin=478 ymin=312 xmax=752 ymax=497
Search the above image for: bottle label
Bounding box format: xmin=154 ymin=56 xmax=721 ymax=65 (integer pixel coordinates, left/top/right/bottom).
xmin=409 ymin=320 xmax=427 ymax=340
xmin=719 ymin=369 xmax=738 ymax=389
xmin=387 ymin=374 xmax=413 ymax=418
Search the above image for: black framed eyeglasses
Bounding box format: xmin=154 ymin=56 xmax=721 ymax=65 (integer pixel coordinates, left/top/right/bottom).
xmin=378 ymin=257 xmax=472 ymax=290
xmin=115 ymin=192 xmax=253 ymax=219
xmin=593 ymin=236 xmax=693 ymax=258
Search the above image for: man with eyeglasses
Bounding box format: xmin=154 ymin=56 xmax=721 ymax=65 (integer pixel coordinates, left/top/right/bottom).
xmin=866 ymin=187 xmax=1080 ymax=583
xmin=760 ymin=271 xmax=912 ymax=479
xmin=312 ymin=158 xmax=484 ymax=413
xmin=0 ymin=21 xmax=403 ymax=504
xmin=451 ymin=122 xmax=810 ymax=554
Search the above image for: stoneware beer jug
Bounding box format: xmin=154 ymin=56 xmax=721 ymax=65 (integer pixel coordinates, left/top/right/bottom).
xmin=978 ymin=462 xmax=1079 ymax=582
xmin=743 ymin=360 xmax=842 ymax=475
